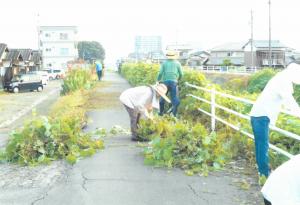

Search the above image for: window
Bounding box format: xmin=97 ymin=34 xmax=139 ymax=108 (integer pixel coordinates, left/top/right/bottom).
xmin=45 ymin=48 xmax=51 ymax=52
xmin=227 ymin=52 xmax=232 ymax=57
xmin=45 ymin=33 xmax=51 ymax=37
xmin=47 ymin=63 xmax=52 ymax=67
xmin=60 ymin=33 xmax=68 ymax=40
xmin=60 ymin=48 xmax=69 ymax=55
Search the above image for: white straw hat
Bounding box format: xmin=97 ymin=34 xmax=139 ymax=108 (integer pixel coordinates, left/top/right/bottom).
xmin=166 ymin=50 xmax=178 ymax=60
xmin=151 ymin=83 xmax=171 ymax=103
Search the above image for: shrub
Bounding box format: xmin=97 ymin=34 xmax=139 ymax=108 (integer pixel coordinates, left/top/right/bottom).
xmin=140 ymin=116 xmax=232 ymax=176
xmin=247 ymin=68 xmax=276 ymax=93
xmin=0 ymin=90 xmax=104 ymax=166
xmin=61 ymin=68 xmax=96 ymax=95
xmin=121 ymin=62 xmax=159 ymax=86
xmin=224 ymin=78 xmax=249 ymax=92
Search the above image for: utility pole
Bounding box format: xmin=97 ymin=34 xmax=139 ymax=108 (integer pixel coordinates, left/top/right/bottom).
xmin=251 ymin=10 xmax=254 ymax=69
xmin=175 ymin=28 xmax=178 ymax=51
xmin=268 ymin=0 xmax=272 ymax=67
xmin=37 ymin=13 xmax=40 ymax=53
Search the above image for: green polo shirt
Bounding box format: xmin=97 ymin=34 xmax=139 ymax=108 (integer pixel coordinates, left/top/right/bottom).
xmin=157 ymin=60 xmax=183 ymax=82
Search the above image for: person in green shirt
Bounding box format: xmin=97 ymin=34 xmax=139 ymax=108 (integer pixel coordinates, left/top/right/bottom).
xmin=157 ymin=50 xmax=183 ymax=116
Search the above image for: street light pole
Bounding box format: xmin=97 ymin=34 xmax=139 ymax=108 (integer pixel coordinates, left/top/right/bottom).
xmin=268 ymin=0 xmax=272 ymax=67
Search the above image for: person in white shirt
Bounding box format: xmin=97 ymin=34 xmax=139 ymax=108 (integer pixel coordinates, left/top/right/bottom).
xmin=261 ymin=154 xmax=300 ymax=205
xmin=120 ymin=83 xmax=170 ymax=141
xmin=250 ymin=62 xmax=300 ymax=178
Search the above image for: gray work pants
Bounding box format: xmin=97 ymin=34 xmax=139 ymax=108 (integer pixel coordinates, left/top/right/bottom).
xmin=123 ymin=105 xmax=141 ymax=139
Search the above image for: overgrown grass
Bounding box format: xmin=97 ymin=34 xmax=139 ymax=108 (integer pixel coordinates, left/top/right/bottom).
xmin=0 ymin=89 xmax=105 ymax=166
xmin=120 ymin=62 xmax=299 ymax=173
xmin=139 ymin=116 xmax=234 ymax=176
xmin=61 ymin=68 xmax=97 ymax=95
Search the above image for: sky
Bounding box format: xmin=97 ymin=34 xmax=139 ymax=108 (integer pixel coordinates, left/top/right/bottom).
xmin=1 ymin=0 xmax=300 ymax=67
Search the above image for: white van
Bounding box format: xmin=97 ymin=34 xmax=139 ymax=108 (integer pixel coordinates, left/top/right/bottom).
xmin=28 ymin=70 xmax=49 ymax=85
xmin=43 ymin=69 xmax=65 ymax=80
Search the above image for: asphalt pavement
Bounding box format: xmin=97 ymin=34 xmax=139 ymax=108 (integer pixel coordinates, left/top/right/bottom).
xmin=0 ymin=72 xmax=264 ymax=205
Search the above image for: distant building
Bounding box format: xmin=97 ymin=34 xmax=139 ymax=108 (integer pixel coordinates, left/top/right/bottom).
xmin=243 ymin=40 xmax=294 ymax=68
xmin=205 ymin=40 xmax=294 ymax=69
xmin=206 ymin=42 xmax=245 ymax=66
xmin=39 ymin=26 xmax=78 ymax=70
xmin=135 ymin=36 xmax=162 ymax=60
xmin=187 ymin=50 xmax=210 ymax=67
xmin=3 ymin=49 xmax=24 ymax=87
xmin=32 ymin=50 xmax=43 ymax=71
xmin=0 ymin=43 xmax=9 ymax=88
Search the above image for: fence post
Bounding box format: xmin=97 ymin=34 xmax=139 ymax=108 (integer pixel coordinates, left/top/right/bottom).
xmin=211 ymin=87 xmax=216 ymax=131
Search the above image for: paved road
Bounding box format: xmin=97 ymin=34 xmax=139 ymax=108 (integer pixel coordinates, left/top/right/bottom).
xmin=0 ymin=80 xmax=61 ymax=147
xmin=0 ymin=72 xmax=264 ymax=205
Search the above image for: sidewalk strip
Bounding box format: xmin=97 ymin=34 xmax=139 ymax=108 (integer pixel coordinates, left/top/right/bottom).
xmin=0 ymin=88 xmax=60 ymax=129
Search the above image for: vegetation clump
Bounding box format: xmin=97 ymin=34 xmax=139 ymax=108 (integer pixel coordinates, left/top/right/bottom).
xmin=0 ymin=90 xmax=105 ymax=166
xmin=121 ymin=62 xmax=300 ymax=171
xmin=61 ymin=68 xmax=97 ymax=95
xmin=139 ymin=116 xmax=233 ymax=176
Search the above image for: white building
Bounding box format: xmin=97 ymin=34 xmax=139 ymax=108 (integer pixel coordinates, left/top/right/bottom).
xmin=134 ymin=36 xmax=162 ymax=59
xmin=39 ymin=26 xmax=78 ymax=70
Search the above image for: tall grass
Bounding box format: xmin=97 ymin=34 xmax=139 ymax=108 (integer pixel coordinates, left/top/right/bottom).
xmin=61 ymin=68 xmax=96 ymax=95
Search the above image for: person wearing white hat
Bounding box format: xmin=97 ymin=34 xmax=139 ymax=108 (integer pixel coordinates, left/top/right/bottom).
xmin=250 ymin=61 xmax=300 ymax=178
xmin=157 ymin=50 xmax=183 ymax=117
xmin=120 ymin=83 xmax=170 ymax=141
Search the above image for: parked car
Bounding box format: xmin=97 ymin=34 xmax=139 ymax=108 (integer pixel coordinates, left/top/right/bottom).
xmin=28 ymin=70 xmax=49 ymax=85
xmin=4 ymin=74 xmax=43 ymax=93
xmin=43 ymin=69 xmax=65 ymax=80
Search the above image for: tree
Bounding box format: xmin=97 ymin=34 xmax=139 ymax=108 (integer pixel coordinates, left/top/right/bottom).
xmin=78 ymin=41 xmax=105 ymax=62
xmin=222 ymin=58 xmax=232 ymax=66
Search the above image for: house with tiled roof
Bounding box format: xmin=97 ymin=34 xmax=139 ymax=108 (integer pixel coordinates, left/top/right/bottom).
xmin=204 ymin=40 xmax=294 ymax=69
xmin=32 ymin=50 xmax=43 ymax=70
xmin=243 ymin=40 xmax=293 ymax=68
xmin=206 ymin=42 xmax=245 ymax=66
xmin=3 ymin=49 xmax=24 ymax=86
xmin=0 ymin=43 xmax=9 ymax=88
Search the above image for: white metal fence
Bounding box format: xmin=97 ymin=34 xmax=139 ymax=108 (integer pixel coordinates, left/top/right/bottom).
xmin=185 ymin=82 xmax=300 ymax=158
xmin=192 ymin=66 xmax=258 ymax=74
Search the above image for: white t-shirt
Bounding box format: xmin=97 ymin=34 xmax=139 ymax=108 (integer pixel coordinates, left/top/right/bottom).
xmin=119 ymin=86 xmax=159 ymax=115
xmin=250 ymin=64 xmax=300 ymax=125
xmin=261 ymin=154 xmax=300 ymax=205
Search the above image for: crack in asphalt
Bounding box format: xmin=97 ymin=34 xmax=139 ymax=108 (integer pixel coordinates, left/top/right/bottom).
xmin=81 ymin=173 xmax=88 ymax=192
xmin=188 ymin=184 xmax=210 ymax=204
xmin=31 ymin=187 xmax=50 ymax=205
xmin=30 ymin=164 xmax=72 ymax=205
xmin=78 ymin=175 xmax=164 ymax=184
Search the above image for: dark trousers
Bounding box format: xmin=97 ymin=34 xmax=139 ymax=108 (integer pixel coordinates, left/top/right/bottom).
xmin=124 ymin=105 xmax=140 ymax=139
xmin=97 ymin=70 xmax=102 ymax=80
xmin=251 ymin=116 xmax=270 ymax=177
xmin=159 ymin=80 xmax=180 ymax=116
xmin=264 ymin=198 xmax=272 ymax=205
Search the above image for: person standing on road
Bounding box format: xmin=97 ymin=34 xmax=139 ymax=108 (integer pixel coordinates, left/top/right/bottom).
xmin=250 ymin=61 xmax=300 ymax=179
xmin=95 ymin=61 xmax=103 ymax=81
xmin=101 ymin=61 xmax=105 ymax=77
xmin=157 ymin=50 xmax=183 ymax=117
xmin=120 ymin=83 xmax=170 ymax=141
xmin=261 ymin=154 xmax=300 ymax=205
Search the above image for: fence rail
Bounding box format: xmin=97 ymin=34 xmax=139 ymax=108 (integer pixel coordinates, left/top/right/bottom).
xmin=192 ymin=66 xmax=258 ymax=74
xmin=185 ymin=82 xmax=300 ymax=159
